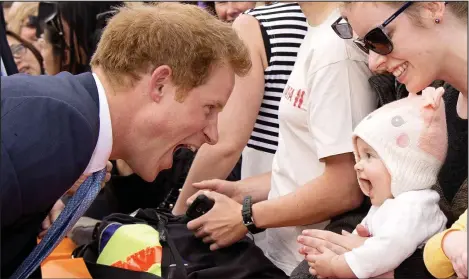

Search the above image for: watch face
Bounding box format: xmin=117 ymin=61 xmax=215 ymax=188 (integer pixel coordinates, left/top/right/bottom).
xmin=244 ymin=220 xmax=254 ymax=226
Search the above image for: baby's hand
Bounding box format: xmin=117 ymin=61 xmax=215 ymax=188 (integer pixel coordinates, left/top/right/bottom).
xmin=421 ymin=86 xmax=445 ymax=109
xmin=443 ymin=230 xmax=468 ymax=278
xmin=306 ymin=246 xmax=338 ymax=278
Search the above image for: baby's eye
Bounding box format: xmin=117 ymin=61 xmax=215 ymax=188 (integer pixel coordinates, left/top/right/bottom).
xmin=366 ymin=153 xmax=372 ymax=159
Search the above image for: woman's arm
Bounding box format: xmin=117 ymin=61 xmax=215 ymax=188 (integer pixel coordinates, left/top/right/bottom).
xmin=173 ymin=14 xmax=267 ymax=215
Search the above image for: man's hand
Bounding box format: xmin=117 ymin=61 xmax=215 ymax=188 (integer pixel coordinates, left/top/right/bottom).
xmin=443 ymin=230 xmax=468 ymax=279
xmin=187 ymin=190 xmax=247 ymax=251
xmin=192 ymin=179 xmax=244 ymax=203
xmin=39 ymin=199 xmax=65 ymax=238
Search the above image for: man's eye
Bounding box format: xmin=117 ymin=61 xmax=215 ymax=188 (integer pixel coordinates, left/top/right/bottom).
xmin=206 ymin=105 xmax=215 ymax=115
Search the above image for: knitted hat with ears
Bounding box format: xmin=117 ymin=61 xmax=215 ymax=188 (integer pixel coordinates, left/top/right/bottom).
xmin=352 ymin=87 xmax=448 ymax=197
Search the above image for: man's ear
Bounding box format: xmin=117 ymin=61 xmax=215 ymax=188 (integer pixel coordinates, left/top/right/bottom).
xmin=149 ymin=65 xmax=172 ymax=103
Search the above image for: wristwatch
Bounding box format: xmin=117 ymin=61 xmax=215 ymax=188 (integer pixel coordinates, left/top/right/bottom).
xmin=242 ymin=196 xmax=265 ymax=234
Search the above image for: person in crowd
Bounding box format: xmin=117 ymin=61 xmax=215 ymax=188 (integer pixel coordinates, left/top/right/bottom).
xmin=2 ymin=2 xmax=13 ymax=21
xmin=294 ymin=2 xmax=467 ymax=278
xmin=1 ymin=3 xmax=18 ymax=76
xmin=1 ymin=3 xmax=251 ymax=278
xmin=37 ymin=2 xmax=122 ymax=75
xmin=6 ymin=2 xmax=39 ymax=47
xmin=183 ymin=2 xmax=376 ymax=275
xmin=424 ymin=209 xmax=467 ymax=279
xmin=6 ymin=30 xmax=43 ymax=75
xmin=173 ymin=2 xmax=308 ymax=250
xmin=173 ymin=1 xmax=307 ymax=208
xmin=214 ymin=2 xmax=256 ymax=22
xmin=303 ymin=87 xmax=448 ymax=278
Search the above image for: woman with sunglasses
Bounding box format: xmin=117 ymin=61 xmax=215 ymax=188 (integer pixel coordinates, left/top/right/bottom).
xmin=294 ymin=2 xmax=467 ymax=279
xmin=5 ymin=2 xmax=40 ymax=48
xmin=182 ymin=2 xmax=376 ymax=276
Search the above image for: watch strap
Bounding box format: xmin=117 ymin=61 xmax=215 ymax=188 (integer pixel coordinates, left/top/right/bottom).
xmin=242 ymin=196 xmax=265 ymax=234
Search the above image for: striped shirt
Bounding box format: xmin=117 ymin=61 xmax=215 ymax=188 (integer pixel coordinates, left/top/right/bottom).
xmin=244 ymin=3 xmax=308 ymax=154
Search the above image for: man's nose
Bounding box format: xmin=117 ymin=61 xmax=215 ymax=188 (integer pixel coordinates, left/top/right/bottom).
xmin=203 ymin=117 xmax=219 ymax=145
xmin=368 ymin=51 xmax=387 ymax=73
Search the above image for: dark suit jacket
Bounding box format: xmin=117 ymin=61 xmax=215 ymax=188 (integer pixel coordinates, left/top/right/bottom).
xmin=1 ymin=72 xmax=100 ymax=277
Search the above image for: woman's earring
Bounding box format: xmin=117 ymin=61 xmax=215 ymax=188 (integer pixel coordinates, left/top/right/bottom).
xmin=435 ymin=18 xmax=441 ymax=24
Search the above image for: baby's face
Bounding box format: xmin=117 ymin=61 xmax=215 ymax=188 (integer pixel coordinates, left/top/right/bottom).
xmin=354 ymin=137 xmax=393 ymax=206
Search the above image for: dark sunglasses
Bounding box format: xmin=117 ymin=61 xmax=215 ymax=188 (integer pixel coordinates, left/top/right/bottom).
xmin=331 ymin=1 xmax=413 ymax=55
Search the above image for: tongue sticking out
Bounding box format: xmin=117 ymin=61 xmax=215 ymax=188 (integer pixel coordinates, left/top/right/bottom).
xmin=359 ymin=178 xmax=373 ymax=197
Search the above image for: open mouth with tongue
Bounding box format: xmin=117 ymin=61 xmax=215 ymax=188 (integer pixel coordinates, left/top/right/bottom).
xmin=359 ymin=177 xmax=373 ymax=198
xmin=173 ymin=144 xmax=198 ymax=153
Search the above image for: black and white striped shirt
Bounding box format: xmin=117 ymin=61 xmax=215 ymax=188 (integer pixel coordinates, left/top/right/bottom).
xmin=245 ymin=3 xmax=308 ymax=154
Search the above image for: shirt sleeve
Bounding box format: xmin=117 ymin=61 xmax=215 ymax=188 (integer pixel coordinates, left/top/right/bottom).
xmin=423 ymin=210 xmax=467 ymax=278
xmin=306 ymin=59 xmax=374 ymax=159
xmin=343 ymin=197 xmax=447 ymax=278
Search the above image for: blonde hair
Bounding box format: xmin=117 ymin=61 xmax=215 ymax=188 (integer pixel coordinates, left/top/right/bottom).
xmin=385 ymin=1 xmax=467 ymax=25
xmin=344 ymin=2 xmax=467 ymax=24
xmin=6 ymin=2 xmax=39 ymax=35
xmin=90 ymin=2 xmax=251 ymax=97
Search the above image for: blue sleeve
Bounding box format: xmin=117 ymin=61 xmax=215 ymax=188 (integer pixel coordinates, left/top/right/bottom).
xmin=1 ymin=96 xmax=97 ymax=228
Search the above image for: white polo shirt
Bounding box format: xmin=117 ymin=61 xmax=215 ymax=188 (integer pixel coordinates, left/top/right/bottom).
xmin=263 ymin=9 xmax=377 ymax=275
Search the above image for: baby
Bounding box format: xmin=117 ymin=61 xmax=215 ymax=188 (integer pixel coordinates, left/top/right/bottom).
xmin=307 ymin=87 xmax=449 ymax=278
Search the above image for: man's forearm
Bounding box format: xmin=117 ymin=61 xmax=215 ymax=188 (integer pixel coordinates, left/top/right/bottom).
xmin=252 ymin=154 xmax=363 ymax=228
xmin=236 ymin=171 xmax=272 ymax=204
xmin=172 ymin=143 xmax=242 ymax=215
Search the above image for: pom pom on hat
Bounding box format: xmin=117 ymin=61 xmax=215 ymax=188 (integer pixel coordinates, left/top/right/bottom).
xmin=352 ymin=87 xmax=448 ymax=197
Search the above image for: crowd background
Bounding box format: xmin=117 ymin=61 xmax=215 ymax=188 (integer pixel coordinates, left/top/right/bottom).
xmin=1 ymin=1 xmax=467 ymax=279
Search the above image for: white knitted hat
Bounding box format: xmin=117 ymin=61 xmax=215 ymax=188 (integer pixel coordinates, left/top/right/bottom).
xmin=352 ymin=87 xmax=448 ymax=197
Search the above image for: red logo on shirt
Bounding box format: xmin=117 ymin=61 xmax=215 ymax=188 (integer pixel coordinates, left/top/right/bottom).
xmin=284 ymin=85 xmax=305 ymax=109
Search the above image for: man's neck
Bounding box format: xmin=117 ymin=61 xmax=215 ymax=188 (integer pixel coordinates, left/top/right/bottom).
xmin=299 ymin=2 xmax=340 ymax=26
xmin=92 ymin=67 xmax=122 ymax=160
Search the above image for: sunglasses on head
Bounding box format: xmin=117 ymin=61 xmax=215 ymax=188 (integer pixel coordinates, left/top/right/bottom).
xmin=331 ymin=1 xmax=413 ymax=55
xmin=36 ymin=2 xmax=59 ymax=38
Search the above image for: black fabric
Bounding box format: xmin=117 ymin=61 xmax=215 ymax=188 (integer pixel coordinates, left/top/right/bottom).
xmin=394 ymin=249 xmax=435 ymax=279
xmin=75 ymin=208 xmax=288 ymax=279
xmin=259 ymin=23 xmax=272 ymax=66
xmin=438 ymin=87 xmax=468 ymax=202
xmin=85 ymin=262 xmax=162 ymax=279
xmin=85 ymin=149 xmax=241 ymax=219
